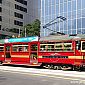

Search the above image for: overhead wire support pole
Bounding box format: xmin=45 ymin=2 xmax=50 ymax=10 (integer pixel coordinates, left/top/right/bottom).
xmin=43 ymin=16 xmax=67 ymax=35
xmin=43 ymin=16 xmax=66 ymax=28
xmin=25 ymin=28 xmax=26 ymax=37
xmin=43 ymin=20 xmax=63 ymax=28
xmin=19 ymin=28 xmax=20 ymax=36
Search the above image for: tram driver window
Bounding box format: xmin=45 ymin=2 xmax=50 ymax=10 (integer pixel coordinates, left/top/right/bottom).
xmin=82 ymin=42 xmax=85 ymax=50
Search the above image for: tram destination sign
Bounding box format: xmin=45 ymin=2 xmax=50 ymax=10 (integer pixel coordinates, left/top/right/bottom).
xmin=5 ymin=36 xmax=38 ymax=43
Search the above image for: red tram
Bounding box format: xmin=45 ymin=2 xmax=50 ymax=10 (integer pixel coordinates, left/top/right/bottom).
xmin=0 ymin=34 xmax=85 ymax=70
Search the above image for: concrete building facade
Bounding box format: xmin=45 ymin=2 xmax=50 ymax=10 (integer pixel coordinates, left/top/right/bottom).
xmin=27 ymin=0 xmax=40 ymax=23
xmin=0 ymin=0 xmax=40 ymax=38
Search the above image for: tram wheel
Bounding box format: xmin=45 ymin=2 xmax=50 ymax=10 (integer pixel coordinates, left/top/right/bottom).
xmin=48 ymin=65 xmax=51 ymax=69
xmin=72 ymin=66 xmax=80 ymax=71
xmin=53 ymin=66 xmax=58 ymax=70
xmin=0 ymin=61 xmax=3 ymax=65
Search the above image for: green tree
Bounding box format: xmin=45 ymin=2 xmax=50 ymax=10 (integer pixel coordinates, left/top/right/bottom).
xmin=21 ymin=19 xmax=40 ymax=37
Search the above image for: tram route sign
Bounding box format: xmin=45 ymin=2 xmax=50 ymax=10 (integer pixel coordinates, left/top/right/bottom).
xmin=5 ymin=36 xmax=38 ymax=43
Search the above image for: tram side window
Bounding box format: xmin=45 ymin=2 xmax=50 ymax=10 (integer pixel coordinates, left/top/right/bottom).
xmin=63 ymin=43 xmax=72 ymax=51
xmin=31 ymin=45 xmax=37 ymax=51
xmin=0 ymin=46 xmax=4 ymax=52
xmin=40 ymin=44 xmax=47 ymax=51
xmin=40 ymin=44 xmax=55 ymax=51
xmin=55 ymin=43 xmax=63 ymax=51
xmin=18 ymin=47 xmax=22 ymax=51
xmin=12 ymin=44 xmax=28 ymax=52
xmin=12 ymin=46 xmax=18 ymax=52
xmin=47 ymin=44 xmax=54 ymax=51
xmin=82 ymin=42 xmax=85 ymax=50
xmin=23 ymin=46 xmax=28 ymax=52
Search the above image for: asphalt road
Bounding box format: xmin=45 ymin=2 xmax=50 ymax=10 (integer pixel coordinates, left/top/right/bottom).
xmin=0 ymin=65 xmax=85 ymax=78
xmin=0 ymin=65 xmax=85 ymax=85
xmin=0 ymin=71 xmax=84 ymax=85
xmin=0 ymin=71 xmax=85 ymax=85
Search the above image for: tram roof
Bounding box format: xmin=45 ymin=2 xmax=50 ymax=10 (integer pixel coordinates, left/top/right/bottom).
xmin=0 ymin=34 xmax=85 ymax=44
xmin=39 ymin=34 xmax=85 ymax=42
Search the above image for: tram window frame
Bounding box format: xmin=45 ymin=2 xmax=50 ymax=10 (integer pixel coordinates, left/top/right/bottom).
xmin=40 ymin=42 xmax=73 ymax=52
xmin=40 ymin=44 xmax=54 ymax=51
xmin=81 ymin=41 xmax=85 ymax=51
xmin=12 ymin=44 xmax=28 ymax=52
xmin=0 ymin=46 xmax=4 ymax=52
xmin=76 ymin=41 xmax=81 ymax=50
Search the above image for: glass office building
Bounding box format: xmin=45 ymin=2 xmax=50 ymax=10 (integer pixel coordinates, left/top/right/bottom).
xmin=40 ymin=0 xmax=85 ymax=36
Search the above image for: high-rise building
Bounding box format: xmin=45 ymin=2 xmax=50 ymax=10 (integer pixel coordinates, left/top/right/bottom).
xmin=0 ymin=0 xmax=40 ymax=38
xmin=40 ymin=0 xmax=85 ymax=36
xmin=27 ymin=0 xmax=40 ymax=23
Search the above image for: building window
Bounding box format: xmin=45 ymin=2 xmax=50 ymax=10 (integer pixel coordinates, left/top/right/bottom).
xmin=24 ymin=1 xmax=27 ymax=5
xmin=0 ymin=16 xmax=2 ymax=21
xmin=0 ymin=0 xmax=2 ymax=3
xmin=0 ymin=7 xmax=2 ymax=12
xmin=14 ymin=20 xmax=23 ymax=26
xmin=15 ymin=4 xmax=27 ymax=13
xmin=15 ymin=0 xmax=27 ymax=6
xmin=14 ymin=12 xmax=23 ymax=19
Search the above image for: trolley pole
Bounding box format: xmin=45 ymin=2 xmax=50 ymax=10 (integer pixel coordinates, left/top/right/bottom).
xmin=25 ymin=28 xmax=26 ymax=37
xmin=19 ymin=28 xmax=20 ymax=36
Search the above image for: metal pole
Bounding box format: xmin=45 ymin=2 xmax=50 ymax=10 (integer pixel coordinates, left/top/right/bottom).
xmin=19 ymin=28 xmax=20 ymax=36
xmin=25 ymin=28 xmax=26 ymax=37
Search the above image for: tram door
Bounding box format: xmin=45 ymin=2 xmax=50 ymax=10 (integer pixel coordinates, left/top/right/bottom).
xmin=4 ymin=45 xmax=11 ymax=62
xmin=30 ymin=43 xmax=38 ymax=64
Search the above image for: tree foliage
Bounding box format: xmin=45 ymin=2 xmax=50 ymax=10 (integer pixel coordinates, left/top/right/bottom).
xmin=21 ymin=19 xmax=40 ymax=37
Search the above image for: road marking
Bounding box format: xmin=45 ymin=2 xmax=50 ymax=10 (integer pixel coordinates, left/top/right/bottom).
xmin=1 ymin=70 xmax=85 ymax=83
